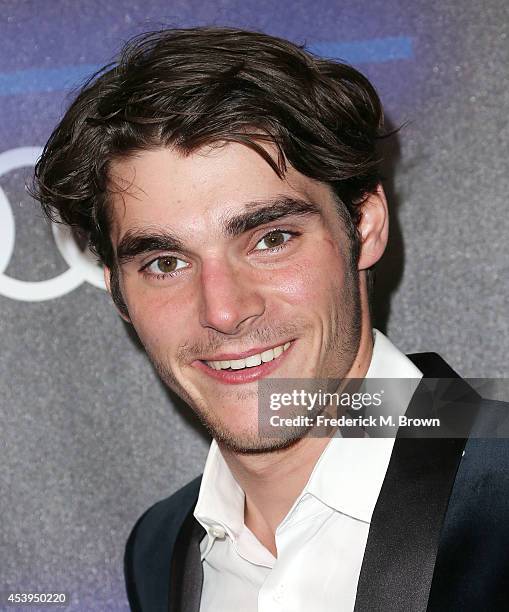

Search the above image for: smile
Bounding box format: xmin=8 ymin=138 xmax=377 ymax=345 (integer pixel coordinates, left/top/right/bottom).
xmin=194 ymin=341 xmax=294 ymax=384
xmin=205 ymin=341 xmax=291 ymax=370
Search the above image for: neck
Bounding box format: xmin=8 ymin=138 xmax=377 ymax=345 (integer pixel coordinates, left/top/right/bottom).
xmin=219 ymin=435 xmax=332 ymax=556
xmin=219 ymin=299 xmax=374 ymax=556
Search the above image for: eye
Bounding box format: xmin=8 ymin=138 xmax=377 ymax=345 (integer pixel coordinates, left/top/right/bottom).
xmin=144 ymin=255 xmax=188 ymax=276
xmin=253 ymin=230 xmax=294 ymax=251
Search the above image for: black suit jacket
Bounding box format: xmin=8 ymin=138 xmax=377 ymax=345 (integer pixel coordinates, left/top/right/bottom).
xmin=124 ymin=353 xmax=509 ymax=611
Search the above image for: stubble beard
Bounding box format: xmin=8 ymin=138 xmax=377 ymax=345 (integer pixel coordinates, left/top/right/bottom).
xmin=144 ymin=264 xmax=362 ymax=455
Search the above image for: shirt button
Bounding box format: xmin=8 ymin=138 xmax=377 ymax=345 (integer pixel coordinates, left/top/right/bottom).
xmin=209 ymin=525 xmax=226 ymax=539
xmin=273 ymin=583 xmax=285 ymax=602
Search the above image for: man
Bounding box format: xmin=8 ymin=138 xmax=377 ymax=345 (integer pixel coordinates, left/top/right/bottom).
xmin=32 ymin=26 xmax=509 ymax=612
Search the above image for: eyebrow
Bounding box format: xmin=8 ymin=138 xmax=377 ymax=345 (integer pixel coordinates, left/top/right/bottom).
xmin=223 ymin=196 xmax=321 ymax=235
xmin=116 ymin=196 xmax=321 ymax=265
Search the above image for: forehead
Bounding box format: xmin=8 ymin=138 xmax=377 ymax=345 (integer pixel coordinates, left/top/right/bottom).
xmin=107 ymin=141 xmax=336 ymax=241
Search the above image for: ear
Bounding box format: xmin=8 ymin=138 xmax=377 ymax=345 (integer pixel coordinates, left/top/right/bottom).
xmin=357 ymin=184 xmax=389 ymax=270
xmin=103 ymin=264 xmax=113 ymax=295
xmin=103 ymin=265 xmax=132 ymax=323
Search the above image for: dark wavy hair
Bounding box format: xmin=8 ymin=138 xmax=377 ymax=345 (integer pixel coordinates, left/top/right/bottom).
xmin=31 ymin=26 xmax=385 ymax=314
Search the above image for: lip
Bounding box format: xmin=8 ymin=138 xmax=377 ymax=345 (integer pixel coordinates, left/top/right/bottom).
xmin=192 ymin=340 xmax=295 ymax=385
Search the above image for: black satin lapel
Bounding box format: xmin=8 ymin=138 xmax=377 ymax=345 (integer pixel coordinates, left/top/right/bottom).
xmin=354 ymin=436 xmax=467 ymax=612
xmin=354 ymin=353 xmax=478 ymax=612
xmin=169 ymin=510 xmax=206 ymax=612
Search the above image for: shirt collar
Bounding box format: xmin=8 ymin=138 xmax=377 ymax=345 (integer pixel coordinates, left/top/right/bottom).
xmin=302 ymin=328 xmax=423 ymax=522
xmin=194 ymin=438 xmax=245 ymax=539
xmin=365 ymin=328 xmax=423 ymax=379
xmin=194 ymin=328 xmax=423 ymax=532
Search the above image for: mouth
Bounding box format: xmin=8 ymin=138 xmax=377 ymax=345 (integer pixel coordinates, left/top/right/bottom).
xmin=193 ymin=340 xmax=294 ymax=384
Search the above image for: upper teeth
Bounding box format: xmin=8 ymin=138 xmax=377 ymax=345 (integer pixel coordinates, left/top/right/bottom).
xmin=206 ymin=342 xmax=291 ymax=370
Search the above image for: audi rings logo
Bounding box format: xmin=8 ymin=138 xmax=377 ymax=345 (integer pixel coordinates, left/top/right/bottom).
xmin=0 ymin=147 xmax=105 ymax=302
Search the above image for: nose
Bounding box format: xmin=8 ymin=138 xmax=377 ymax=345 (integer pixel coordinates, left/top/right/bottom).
xmin=198 ymin=258 xmax=265 ymax=335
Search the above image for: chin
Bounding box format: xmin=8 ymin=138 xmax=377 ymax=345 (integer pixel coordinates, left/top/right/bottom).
xmin=200 ymin=416 xmax=312 ymax=455
xmin=216 ymin=432 xmax=305 ymax=455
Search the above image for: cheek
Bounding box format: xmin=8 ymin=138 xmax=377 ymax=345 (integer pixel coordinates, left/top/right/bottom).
xmin=268 ymin=242 xmax=347 ymax=305
xmin=124 ymin=284 xmax=193 ymax=352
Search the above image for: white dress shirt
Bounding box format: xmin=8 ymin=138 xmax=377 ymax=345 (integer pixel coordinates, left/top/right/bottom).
xmin=194 ymin=329 xmax=423 ymax=612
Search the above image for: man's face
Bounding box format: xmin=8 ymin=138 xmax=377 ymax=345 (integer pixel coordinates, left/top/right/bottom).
xmin=107 ymin=142 xmax=362 ymax=452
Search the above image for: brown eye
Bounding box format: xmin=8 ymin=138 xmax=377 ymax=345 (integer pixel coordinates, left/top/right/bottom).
xmin=255 ymin=230 xmax=291 ymax=251
xmin=265 ymin=231 xmax=285 ymax=247
xmin=157 ymin=257 xmax=178 ymax=273
xmin=145 ymin=255 xmax=187 ymax=276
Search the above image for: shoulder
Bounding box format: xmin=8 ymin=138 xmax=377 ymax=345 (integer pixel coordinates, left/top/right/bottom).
xmin=124 ymin=476 xmax=202 ymax=611
xmin=125 ymin=475 xmax=202 ymax=557
xmin=406 ymin=351 xmax=459 ymax=377
xmin=430 ymin=434 xmax=509 ymax=609
xmin=128 ymin=475 xmax=202 ymax=543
